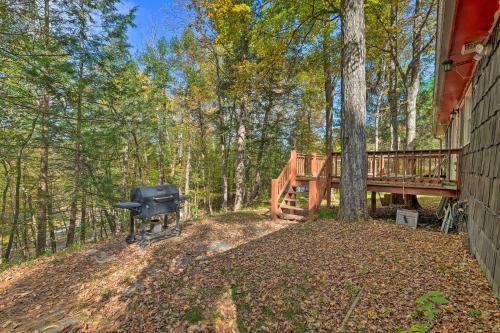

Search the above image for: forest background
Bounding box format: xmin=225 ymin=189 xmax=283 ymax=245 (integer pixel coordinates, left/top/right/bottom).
xmin=0 ymin=0 xmax=438 ymax=262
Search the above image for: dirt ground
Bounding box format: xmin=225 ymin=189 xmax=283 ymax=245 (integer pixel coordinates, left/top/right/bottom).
xmin=0 ymin=209 xmax=498 ymax=332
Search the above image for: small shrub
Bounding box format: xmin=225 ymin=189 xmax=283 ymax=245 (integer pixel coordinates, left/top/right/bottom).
xmin=415 ymin=290 xmax=449 ymax=321
xmin=400 ymin=291 xmax=449 ymax=333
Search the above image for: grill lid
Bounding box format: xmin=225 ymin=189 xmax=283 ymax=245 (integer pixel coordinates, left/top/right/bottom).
xmin=131 ymin=185 xmax=179 ymax=202
xmin=114 ymin=184 xmax=188 ymax=220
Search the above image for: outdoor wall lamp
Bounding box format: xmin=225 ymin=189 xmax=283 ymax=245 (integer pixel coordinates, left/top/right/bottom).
xmin=450 ymin=109 xmax=457 ymax=120
xmin=442 ymin=59 xmax=454 ymax=72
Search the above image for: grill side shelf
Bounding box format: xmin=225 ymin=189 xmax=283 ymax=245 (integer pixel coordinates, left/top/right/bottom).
xmin=113 ymin=202 xmax=142 ymax=211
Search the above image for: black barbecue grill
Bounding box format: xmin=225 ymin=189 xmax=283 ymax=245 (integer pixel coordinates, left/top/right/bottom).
xmin=114 ymin=184 xmax=188 ymax=245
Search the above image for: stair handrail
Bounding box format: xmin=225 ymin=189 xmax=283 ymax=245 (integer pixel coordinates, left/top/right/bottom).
xmin=271 ymin=150 xmax=297 ymax=220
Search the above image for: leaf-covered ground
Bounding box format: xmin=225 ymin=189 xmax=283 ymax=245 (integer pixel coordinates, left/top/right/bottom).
xmin=0 ymin=210 xmax=498 ymax=332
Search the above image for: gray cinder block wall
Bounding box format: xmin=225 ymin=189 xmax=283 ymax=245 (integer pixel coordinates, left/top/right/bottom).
xmin=460 ymin=19 xmax=500 ymax=296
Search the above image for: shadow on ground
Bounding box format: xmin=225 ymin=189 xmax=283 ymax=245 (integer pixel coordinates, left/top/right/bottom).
xmin=102 ymin=219 xmax=499 ymax=332
xmin=1 ymin=212 xmax=499 ymax=332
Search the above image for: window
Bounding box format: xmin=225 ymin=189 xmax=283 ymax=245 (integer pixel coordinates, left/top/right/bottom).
xmin=450 ymin=111 xmax=460 ymax=149
xmin=462 ymin=86 xmax=472 ymax=146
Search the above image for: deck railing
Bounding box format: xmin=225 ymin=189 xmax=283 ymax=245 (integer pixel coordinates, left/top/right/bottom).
xmin=296 ymin=152 xmax=326 ymax=177
xmin=297 ymin=149 xmax=461 ymax=185
xmin=330 ymin=149 xmax=461 ymax=186
xmin=271 ymin=154 xmax=293 ymax=220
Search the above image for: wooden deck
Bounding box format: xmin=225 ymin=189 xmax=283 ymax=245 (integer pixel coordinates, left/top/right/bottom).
xmin=271 ymin=149 xmax=461 ymax=220
xmin=294 ymin=177 xmax=459 ymax=197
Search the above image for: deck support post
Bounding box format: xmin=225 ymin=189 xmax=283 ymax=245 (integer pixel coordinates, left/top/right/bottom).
xmin=308 ymin=180 xmax=317 ymax=221
xmin=271 ymin=179 xmax=278 ymax=220
xmin=371 ymin=192 xmax=376 ymax=213
xmin=326 ymin=149 xmax=332 ymax=207
xmin=311 ymin=152 xmax=317 ymax=176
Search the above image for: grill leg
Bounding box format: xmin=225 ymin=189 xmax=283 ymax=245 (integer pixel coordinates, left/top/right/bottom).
xmin=163 ymin=214 xmax=168 ymax=229
xmin=139 ymin=218 xmax=146 ymax=247
xmin=129 ymin=212 xmax=135 ymax=235
xmin=175 ymin=208 xmax=181 ymax=236
xmin=126 ymin=212 xmax=136 ymax=244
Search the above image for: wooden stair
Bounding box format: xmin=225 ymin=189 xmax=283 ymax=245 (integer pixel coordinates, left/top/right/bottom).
xmin=277 ymin=186 xmax=308 ymax=221
xmin=271 ymin=150 xmax=331 ymax=221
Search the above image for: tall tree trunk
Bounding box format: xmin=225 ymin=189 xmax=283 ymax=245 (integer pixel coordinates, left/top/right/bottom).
xmin=405 ymin=0 xmax=422 ymax=208
xmin=25 ymin=188 xmax=36 ymax=258
xmin=323 ymin=24 xmax=335 ymax=206
xmin=80 ymin=187 xmax=86 ymax=243
xmin=234 ymin=97 xmax=247 ymax=211
xmin=158 ymin=89 xmax=167 ymax=184
xmin=389 ymin=61 xmax=398 ymax=151
xmin=47 ymin=187 xmax=56 ymax=253
xmin=389 ymin=0 xmax=399 ymax=151
xmin=250 ymin=95 xmax=273 ymax=201
xmin=183 ymin=135 xmax=192 ymax=218
xmin=339 ymin=0 xmax=368 ymax=220
xmin=5 ymin=118 xmax=37 ymax=261
xmin=103 ymin=209 xmax=116 ymax=235
xmin=214 ymin=50 xmax=229 ymax=210
xmin=36 ymin=0 xmax=50 ymax=257
xmin=234 ymin=33 xmax=250 ymax=212
xmin=67 ymin=0 xmax=85 ymax=247
xmin=323 ymin=29 xmax=334 ymax=154
xmin=22 ymin=189 xmax=29 ymax=258
xmin=170 ymin=130 xmax=180 ymax=179
xmin=0 ymin=161 xmax=10 ymax=263
xmin=374 ymin=64 xmax=385 ymax=151
xmin=90 ymin=203 xmax=97 ymax=242
xmin=122 ymin=144 xmax=129 ymax=197
xmin=131 ymin=131 xmax=144 ymax=184
xmin=170 ymin=148 xmax=177 ymax=178
xmin=374 ymin=94 xmax=381 ymax=151
xmin=171 ymin=131 xmax=182 ymax=179
xmin=196 ymin=105 xmax=212 ymax=213
xmin=406 ymin=0 xmax=421 ymax=151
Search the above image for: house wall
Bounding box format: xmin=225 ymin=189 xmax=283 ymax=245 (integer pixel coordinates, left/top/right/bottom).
xmin=459 ymin=19 xmax=500 ymax=296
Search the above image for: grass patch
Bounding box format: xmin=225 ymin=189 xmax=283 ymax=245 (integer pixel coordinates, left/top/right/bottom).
xmin=261 ymin=305 xmax=277 ymax=321
xmin=284 ymin=303 xmax=307 ymax=333
xmin=315 ymin=207 xmax=338 ymax=219
xmin=468 ymin=308 xmax=481 ymax=318
xmin=100 ymin=288 xmax=113 ymax=301
xmin=210 ymin=310 xmax=224 ymax=320
xmin=184 ymin=307 xmax=203 ymax=323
